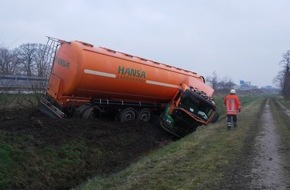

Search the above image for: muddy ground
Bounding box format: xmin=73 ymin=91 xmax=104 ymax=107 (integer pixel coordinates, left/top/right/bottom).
xmin=0 ymin=108 xmax=175 ymax=189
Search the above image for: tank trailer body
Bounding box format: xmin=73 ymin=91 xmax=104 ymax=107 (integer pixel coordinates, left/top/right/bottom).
xmin=41 ymin=39 xmax=219 ymax=137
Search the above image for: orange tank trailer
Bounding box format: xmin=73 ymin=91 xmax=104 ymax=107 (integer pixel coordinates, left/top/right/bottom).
xmin=41 ymin=38 xmax=219 ymax=137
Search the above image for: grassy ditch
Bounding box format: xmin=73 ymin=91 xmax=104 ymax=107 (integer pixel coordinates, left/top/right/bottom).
xmin=77 ymin=96 xmax=265 ymax=190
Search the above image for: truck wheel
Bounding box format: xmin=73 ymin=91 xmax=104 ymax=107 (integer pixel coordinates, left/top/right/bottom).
xmin=82 ymin=107 xmax=94 ymax=119
xmin=74 ymin=104 xmax=94 ymax=118
xmin=120 ymin=108 xmax=136 ymax=122
xmin=138 ymin=108 xmax=151 ymax=122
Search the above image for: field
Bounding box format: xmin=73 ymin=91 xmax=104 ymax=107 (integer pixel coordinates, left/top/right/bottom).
xmin=1 ymin=94 xmax=290 ymax=189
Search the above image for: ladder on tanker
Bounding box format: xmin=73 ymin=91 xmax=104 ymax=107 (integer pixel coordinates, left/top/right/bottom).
xmin=38 ymin=37 xmax=67 ymax=118
xmin=41 ymin=36 xmax=67 ymax=79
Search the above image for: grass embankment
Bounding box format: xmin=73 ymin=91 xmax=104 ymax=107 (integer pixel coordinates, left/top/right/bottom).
xmin=77 ymin=96 xmax=265 ymax=190
xmin=0 ymin=94 xmax=40 ymax=109
xmin=270 ymin=98 xmax=290 ymax=173
xmin=277 ymin=97 xmax=290 ymax=109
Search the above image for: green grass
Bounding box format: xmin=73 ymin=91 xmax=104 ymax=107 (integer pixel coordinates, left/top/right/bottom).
xmin=277 ymin=96 xmax=290 ymax=109
xmin=0 ymin=144 xmax=17 ymax=189
xmin=0 ymin=134 xmax=89 ymax=189
xmin=0 ymin=94 xmax=41 ymax=109
xmin=0 ymin=136 xmax=96 ymax=189
xmin=77 ymin=96 xmax=265 ymax=190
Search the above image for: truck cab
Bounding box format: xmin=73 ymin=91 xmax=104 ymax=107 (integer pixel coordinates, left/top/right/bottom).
xmin=160 ymin=83 xmax=219 ymax=137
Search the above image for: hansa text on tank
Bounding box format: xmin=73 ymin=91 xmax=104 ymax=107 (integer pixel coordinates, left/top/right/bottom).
xmin=118 ymin=66 xmax=146 ymax=78
xmin=56 ymin=57 xmax=70 ymax=68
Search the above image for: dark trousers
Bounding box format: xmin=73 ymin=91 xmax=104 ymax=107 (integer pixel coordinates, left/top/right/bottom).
xmin=227 ymin=115 xmax=237 ymax=128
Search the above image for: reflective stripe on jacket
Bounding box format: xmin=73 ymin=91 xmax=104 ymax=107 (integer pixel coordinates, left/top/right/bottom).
xmin=224 ymin=94 xmax=241 ymax=115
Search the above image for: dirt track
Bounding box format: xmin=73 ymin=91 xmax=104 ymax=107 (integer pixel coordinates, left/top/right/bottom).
xmin=222 ymin=98 xmax=290 ymax=189
xmin=249 ymin=100 xmax=290 ymax=189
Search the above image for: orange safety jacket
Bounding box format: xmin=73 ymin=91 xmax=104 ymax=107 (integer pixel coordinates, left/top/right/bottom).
xmin=224 ymin=94 xmax=241 ymax=115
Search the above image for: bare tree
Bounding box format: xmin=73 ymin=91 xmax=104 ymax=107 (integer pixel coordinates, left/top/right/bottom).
xmin=273 ymin=70 xmax=284 ymax=89
xmin=15 ymin=44 xmax=34 ymax=75
xmin=218 ymin=77 xmax=235 ymax=91
xmin=207 ymin=71 xmax=218 ymax=90
xmin=278 ymin=50 xmax=290 ymax=100
xmin=15 ymin=43 xmax=49 ymax=76
xmin=0 ymin=46 xmax=19 ymax=75
xmin=35 ymin=44 xmax=51 ymax=77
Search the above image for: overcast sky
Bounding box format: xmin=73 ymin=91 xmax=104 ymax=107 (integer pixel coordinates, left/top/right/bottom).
xmin=1 ymin=0 xmax=290 ymax=87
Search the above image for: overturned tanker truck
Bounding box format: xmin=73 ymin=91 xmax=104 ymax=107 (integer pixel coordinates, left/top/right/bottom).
xmin=40 ymin=37 xmax=219 ymax=137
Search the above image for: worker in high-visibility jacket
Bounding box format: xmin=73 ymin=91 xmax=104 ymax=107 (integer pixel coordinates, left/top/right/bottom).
xmin=224 ymin=89 xmax=241 ymax=129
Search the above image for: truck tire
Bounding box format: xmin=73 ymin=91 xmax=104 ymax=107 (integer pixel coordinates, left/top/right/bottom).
xmin=138 ymin=108 xmax=151 ymax=122
xmin=82 ymin=107 xmax=94 ymax=119
xmin=74 ymin=104 xmax=94 ymax=118
xmin=120 ymin=108 xmax=136 ymax=122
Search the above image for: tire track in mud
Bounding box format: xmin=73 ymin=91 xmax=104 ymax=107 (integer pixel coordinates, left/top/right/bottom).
xmin=249 ymin=99 xmax=290 ymax=189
